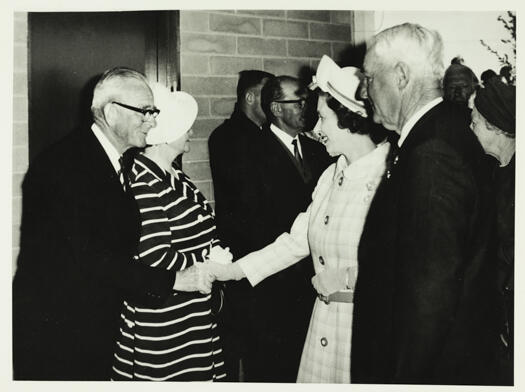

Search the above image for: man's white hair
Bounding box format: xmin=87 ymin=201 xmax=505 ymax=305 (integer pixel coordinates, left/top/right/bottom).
xmin=91 ymin=67 xmax=149 ymax=120
xmin=366 ymin=23 xmax=444 ymax=89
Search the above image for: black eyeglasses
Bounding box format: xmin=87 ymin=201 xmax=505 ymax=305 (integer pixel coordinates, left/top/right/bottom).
xmin=112 ymin=101 xmax=160 ymax=120
xmin=274 ymin=98 xmax=307 ymax=108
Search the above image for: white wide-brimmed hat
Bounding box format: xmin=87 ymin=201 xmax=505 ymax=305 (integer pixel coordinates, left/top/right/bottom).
xmin=310 ymin=55 xmax=367 ymax=118
xmin=146 ymin=83 xmax=198 ymax=145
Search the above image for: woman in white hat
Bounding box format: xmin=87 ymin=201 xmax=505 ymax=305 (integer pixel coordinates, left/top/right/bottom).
xmin=112 ymin=84 xmax=226 ymax=381
xmin=208 ymin=55 xmax=390 ymax=383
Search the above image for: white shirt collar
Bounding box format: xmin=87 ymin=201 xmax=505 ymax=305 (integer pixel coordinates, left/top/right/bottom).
xmin=398 ymin=97 xmax=443 ymax=147
xmin=91 ymin=123 xmax=121 ymax=174
xmin=270 ymin=123 xmax=301 ymax=155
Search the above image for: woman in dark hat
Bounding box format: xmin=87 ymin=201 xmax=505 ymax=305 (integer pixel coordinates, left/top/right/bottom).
xmin=470 ymin=78 xmax=515 ymax=385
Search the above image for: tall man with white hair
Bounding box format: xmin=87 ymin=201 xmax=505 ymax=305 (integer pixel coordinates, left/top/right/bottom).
xmin=13 ymin=67 xmax=211 ymax=380
xmin=352 ymin=23 xmax=501 ymax=384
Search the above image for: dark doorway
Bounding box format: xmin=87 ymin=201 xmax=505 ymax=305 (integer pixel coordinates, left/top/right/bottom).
xmin=28 ymin=11 xmax=179 ymax=162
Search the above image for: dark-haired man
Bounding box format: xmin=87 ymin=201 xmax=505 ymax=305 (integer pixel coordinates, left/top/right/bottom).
xmin=210 ymin=73 xmax=331 ymax=381
xmin=209 ymin=70 xmax=273 ymax=381
xmin=443 ymin=63 xmax=478 ymax=107
xmin=245 ymin=75 xmax=331 ymax=381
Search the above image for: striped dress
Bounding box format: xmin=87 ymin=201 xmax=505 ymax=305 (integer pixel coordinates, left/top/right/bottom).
xmin=112 ymin=154 xmax=226 ymax=381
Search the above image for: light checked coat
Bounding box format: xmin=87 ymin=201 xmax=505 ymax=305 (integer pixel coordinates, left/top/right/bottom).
xmin=238 ymin=142 xmax=389 ymax=383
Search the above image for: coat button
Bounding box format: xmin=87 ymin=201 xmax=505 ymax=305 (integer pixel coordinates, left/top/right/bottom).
xmin=338 ymin=176 xmax=344 ymax=186
xmin=393 ymin=155 xmax=399 ymax=165
xmin=363 ymin=195 xmax=371 ymax=203
xmin=319 ymin=256 xmax=325 ymax=265
xmin=320 ymin=337 xmax=328 ymax=347
xmin=366 ymin=181 xmax=375 ymax=191
xmin=386 ymin=170 xmax=391 ymax=179
xmin=324 ymin=215 xmax=329 ymax=225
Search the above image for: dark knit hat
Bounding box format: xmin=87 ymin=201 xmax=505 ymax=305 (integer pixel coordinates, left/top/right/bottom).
xmin=474 ymin=78 xmax=515 ymax=134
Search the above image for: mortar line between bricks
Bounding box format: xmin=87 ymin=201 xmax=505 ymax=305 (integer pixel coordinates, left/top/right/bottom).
xmin=182 ymin=31 xmax=344 ymax=43
xmin=209 ymin=55 xmax=327 ymax=62
xmin=182 ymin=53 xmax=328 ymax=59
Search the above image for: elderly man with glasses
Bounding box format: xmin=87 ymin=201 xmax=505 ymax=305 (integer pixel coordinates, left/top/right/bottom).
xmin=13 ymin=67 xmax=211 ymax=380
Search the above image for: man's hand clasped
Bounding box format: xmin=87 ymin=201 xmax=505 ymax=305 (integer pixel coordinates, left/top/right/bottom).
xmin=174 ymin=245 xmax=241 ymax=294
xmin=203 ymin=245 xmax=244 ymax=282
xmin=173 ymin=263 xmax=214 ymax=294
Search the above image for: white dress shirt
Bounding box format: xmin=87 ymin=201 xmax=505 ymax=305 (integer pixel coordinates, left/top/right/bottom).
xmin=91 ymin=123 xmax=122 ymax=174
xmin=270 ymin=123 xmax=303 ymax=158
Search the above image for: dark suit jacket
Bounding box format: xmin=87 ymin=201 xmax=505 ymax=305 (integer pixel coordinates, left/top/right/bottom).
xmin=351 ymin=101 xmax=500 ymax=385
xmin=209 ymin=115 xmax=332 ymax=381
xmin=209 ymin=109 xmax=263 ymax=259
xmin=13 ymin=127 xmax=176 ymax=380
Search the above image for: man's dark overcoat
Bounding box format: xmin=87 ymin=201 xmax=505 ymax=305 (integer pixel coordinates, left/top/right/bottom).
xmin=351 ymin=101 xmax=500 ymax=385
xmin=13 ymin=127 xmax=175 ymax=380
xmin=209 ymin=114 xmax=332 ymax=381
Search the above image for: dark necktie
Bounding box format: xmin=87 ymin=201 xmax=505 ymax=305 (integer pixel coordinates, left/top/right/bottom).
xmin=118 ymin=150 xmax=135 ymax=192
xmin=292 ymin=138 xmax=303 ymax=169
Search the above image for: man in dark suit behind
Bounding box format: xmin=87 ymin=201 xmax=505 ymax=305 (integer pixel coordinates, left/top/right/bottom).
xmin=351 ymin=23 xmax=501 ymax=385
xmin=210 ymin=74 xmax=331 ymax=382
xmin=248 ymin=75 xmax=332 ymax=382
xmin=209 ymin=70 xmax=273 ymax=381
xmin=13 ymin=67 xmax=212 ymax=380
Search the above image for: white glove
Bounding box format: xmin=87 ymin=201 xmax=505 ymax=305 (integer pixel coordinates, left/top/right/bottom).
xmin=311 ymin=267 xmax=357 ymax=297
xmin=204 ymin=245 xmax=233 ymax=265
xmin=203 ymin=262 xmax=245 ymax=282
xmin=173 ymin=263 xmax=214 ymax=294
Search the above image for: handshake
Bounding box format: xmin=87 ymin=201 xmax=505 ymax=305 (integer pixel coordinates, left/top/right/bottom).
xmin=173 ymin=245 xmax=245 ymax=294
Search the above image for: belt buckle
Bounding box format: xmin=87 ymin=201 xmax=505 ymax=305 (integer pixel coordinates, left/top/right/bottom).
xmin=318 ymin=293 xmax=330 ymax=304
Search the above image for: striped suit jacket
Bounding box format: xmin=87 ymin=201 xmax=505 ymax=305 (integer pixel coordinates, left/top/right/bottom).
xmin=112 ymin=153 xmax=225 ymax=381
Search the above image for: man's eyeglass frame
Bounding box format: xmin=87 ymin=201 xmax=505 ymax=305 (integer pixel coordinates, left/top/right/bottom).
xmin=274 ymin=98 xmax=307 ymax=108
xmin=112 ymin=101 xmax=160 ymax=119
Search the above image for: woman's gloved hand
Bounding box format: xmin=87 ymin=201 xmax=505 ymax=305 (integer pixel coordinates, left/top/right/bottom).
xmin=204 ymin=262 xmax=245 ymax=282
xmin=174 ymin=263 xmax=214 ymax=294
xmin=311 ymin=266 xmax=357 ymax=296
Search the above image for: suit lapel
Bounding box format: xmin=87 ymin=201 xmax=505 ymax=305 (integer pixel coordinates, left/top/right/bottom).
xmin=262 ymin=125 xmax=308 ymax=182
xmin=79 ymin=127 xmax=137 ymax=207
xmin=399 ymin=102 xmax=442 ymax=155
xmin=298 ymin=134 xmax=314 ymax=183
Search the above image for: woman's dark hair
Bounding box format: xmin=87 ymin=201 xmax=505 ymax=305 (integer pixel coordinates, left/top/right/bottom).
xmin=319 ymin=91 xmax=388 ymax=144
xmin=325 ymin=94 xmax=372 ymax=135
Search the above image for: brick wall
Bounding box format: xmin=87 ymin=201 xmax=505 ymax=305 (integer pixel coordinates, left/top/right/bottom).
xmin=13 ymin=12 xmax=29 ymax=274
xmin=10 ymin=10 xmax=355 ymax=272
xmin=179 ymin=10 xmax=354 ymax=205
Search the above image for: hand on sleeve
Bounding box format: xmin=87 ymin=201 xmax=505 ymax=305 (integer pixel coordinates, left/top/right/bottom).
xmin=312 ymin=267 xmax=356 ymax=296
